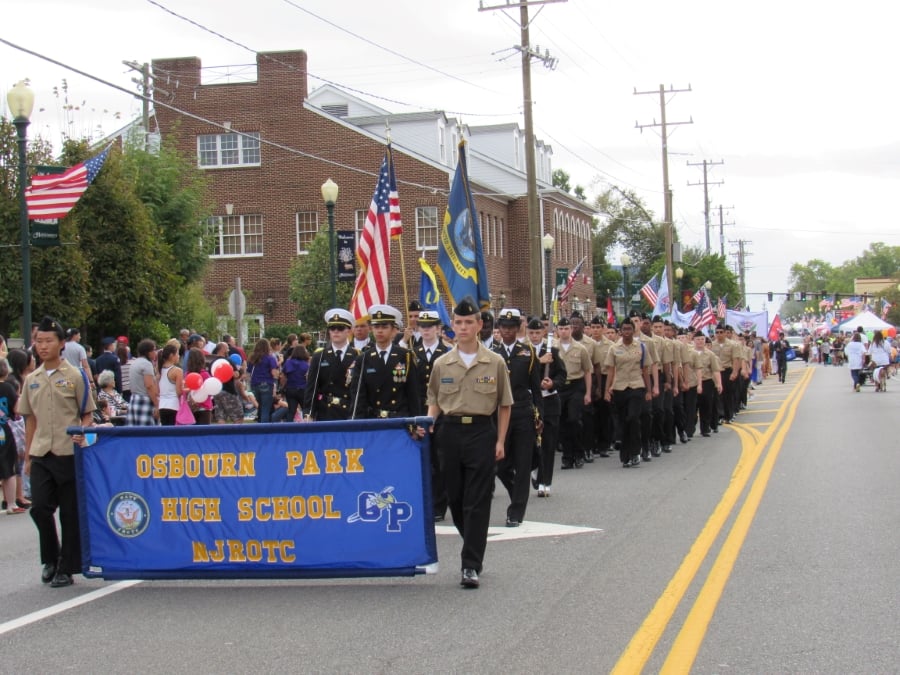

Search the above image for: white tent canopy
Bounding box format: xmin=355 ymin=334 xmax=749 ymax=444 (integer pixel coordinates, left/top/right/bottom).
xmin=833 ymin=310 xmax=893 ymax=333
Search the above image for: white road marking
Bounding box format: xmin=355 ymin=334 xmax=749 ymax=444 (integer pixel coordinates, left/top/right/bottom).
xmin=0 ymin=580 xmax=142 ymax=636
xmin=436 ymin=520 xmax=601 ymax=542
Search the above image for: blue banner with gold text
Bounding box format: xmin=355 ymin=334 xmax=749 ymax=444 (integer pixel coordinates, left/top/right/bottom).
xmin=72 ymin=419 xmax=436 ymax=580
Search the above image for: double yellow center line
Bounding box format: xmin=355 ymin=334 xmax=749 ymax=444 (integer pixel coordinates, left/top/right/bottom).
xmin=612 ymin=367 xmax=815 ymax=674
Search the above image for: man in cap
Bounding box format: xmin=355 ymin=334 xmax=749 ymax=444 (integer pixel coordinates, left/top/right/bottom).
xmin=525 ymin=317 xmax=566 ymax=497
xmin=711 ymin=323 xmax=741 ymax=422
xmin=95 ymin=336 xmax=122 ymax=392
xmin=303 ymin=309 xmax=359 ymax=421
xmin=427 ymin=296 xmax=512 ymax=588
xmin=479 ymin=310 xmax=496 ymax=349
xmin=414 ymin=310 xmax=452 ymax=521
xmin=19 ymin=317 xmax=96 ymax=587
xmin=589 ymin=316 xmax=615 ymax=458
xmin=492 ymin=309 xmax=542 ymax=526
xmin=349 ymin=304 xmax=420 ymax=419
xmin=352 ymin=316 xmax=375 ymax=353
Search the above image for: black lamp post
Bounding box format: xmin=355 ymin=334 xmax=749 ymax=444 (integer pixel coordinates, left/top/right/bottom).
xmin=542 ymin=233 xmax=554 ymax=316
xmin=320 ymin=178 xmax=339 ymax=308
xmin=675 ymin=266 xmax=684 ymax=309
xmin=621 ymin=253 xmax=632 ymax=316
xmin=7 ymin=81 xmax=35 ymax=349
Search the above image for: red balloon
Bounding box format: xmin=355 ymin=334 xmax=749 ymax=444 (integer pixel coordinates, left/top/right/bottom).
xmin=888 ymin=327 xmax=897 ymax=338
xmin=213 ymin=360 xmax=234 ymax=383
xmin=184 ymin=372 xmax=203 ymax=391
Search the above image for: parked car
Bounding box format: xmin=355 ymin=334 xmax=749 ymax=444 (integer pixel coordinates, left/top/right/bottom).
xmin=785 ymin=335 xmax=808 ymax=361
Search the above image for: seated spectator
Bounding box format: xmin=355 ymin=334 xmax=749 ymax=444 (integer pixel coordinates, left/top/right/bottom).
xmin=97 ymin=370 xmax=128 ymax=417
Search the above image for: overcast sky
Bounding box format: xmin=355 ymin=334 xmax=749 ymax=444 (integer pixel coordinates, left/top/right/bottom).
xmin=5 ymin=0 xmax=899 ymax=316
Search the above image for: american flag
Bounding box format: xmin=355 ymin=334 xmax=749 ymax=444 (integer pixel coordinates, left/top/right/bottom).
xmin=25 ymin=147 xmax=110 ymax=219
xmin=559 ymin=256 xmax=587 ymax=302
xmin=349 ymin=147 xmax=402 ymax=320
xmin=640 ymin=273 xmax=659 ymax=307
xmin=690 ymin=288 xmax=717 ymax=329
xmin=716 ymin=295 xmax=727 ymax=319
xmin=692 ymin=281 xmax=712 ymax=304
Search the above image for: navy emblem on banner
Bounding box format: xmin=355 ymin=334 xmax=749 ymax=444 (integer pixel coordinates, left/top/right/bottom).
xmin=107 ymin=492 xmax=151 ymax=538
xmin=346 ymin=486 xmax=412 ymax=532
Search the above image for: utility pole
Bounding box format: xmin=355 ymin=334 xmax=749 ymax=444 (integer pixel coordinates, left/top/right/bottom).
xmin=715 ymin=204 xmax=734 ymax=257
xmin=480 ymin=0 xmax=565 ymax=315
xmin=687 ymin=159 xmax=724 ymax=255
xmin=635 ymin=84 xmax=692 ymax=305
xmin=124 ymin=61 xmax=173 ymax=151
xmin=729 ymin=239 xmax=752 ymax=308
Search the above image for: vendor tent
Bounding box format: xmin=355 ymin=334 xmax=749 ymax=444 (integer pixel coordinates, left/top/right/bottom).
xmin=832 ymin=310 xmax=893 ymax=333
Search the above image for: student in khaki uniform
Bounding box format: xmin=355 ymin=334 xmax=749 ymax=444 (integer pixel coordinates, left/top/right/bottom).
xmin=555 ymin=317 xmax=593 ymax=469
xmin=693 ymin=332 xmax=724 ymax=436
xmin=19 ymin=317 xmax=95 ymax=588
xmin=711 ymin=324 xmax=741 ymax=423
xmin=604 ymin=321 xmax=651 ymax=467
xmin=674 ymin=330 xmax=698 ymax=441
xmin=427 ymin=297 xmax=513 ymax=589
xmin=589 ymin=316 xmax=614 ymax=458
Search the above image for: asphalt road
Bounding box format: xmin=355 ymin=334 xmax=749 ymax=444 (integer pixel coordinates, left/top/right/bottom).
xmin=2 ymin=363 xmax=897 ymax=674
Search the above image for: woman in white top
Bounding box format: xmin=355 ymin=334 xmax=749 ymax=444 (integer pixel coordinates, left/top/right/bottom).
xmin=867 ymin=331 xmax=891 ymax=392
xmin=157 ymin=343 xmax=183 ymax=425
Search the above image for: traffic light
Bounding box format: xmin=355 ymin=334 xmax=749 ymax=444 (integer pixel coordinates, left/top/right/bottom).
xmin=800 ymin=291 xmax=807 ymax=301
xmin=767 ymin=292 xmax=773 ymax=302
xmin=834 ymin=293 xmax=841 ymax=304
xmin=820 ymin=289 xmax=827 ymax=299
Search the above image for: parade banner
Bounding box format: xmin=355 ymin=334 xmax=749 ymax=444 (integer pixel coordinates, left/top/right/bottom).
xmin=725 ymin=309 xmax=769 ymax=336
xmin=72 ymin=419 xmax=437 ymax=580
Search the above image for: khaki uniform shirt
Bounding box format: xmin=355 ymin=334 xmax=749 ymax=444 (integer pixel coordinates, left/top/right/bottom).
xmin=19 ymin=360 xmax=95 ymax=457
xmin=711 ymin=338 xmax=738 ymax=371
xmin=427 ymin=343 xmax=513 ymax=416
xmin=557 ymin=340 xmax=592 ymax=381
xmin=605 ymin=340 xmax=647 ymax=390
xmin=682 ymin=347 xmax=699 ymax=388
xmin=694 ymin=349 xmax=722 ymax=382
xmin=593 ymin=336 xmax=615 ymax=375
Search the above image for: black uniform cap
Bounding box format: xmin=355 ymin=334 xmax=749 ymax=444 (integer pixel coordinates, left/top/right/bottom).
xmin=408 ymin=300 xmax=423 ymax=312
xmin=37 ymin=316 xmax=65 ymax=341
xmin=527 ymin=318 xmax=543 ymax=330
xmin=590 ymin=316 xmax=604 ymax=326
xmin=454 ymin=296 xmax=480 ymax=317
xmin=557 ymin=317 xmax=571 ymax=327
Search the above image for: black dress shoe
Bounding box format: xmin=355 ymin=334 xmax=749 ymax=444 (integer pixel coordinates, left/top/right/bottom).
xmin=679 ymin=432 xmax=688 ymax=444
xmin=560 ymin=461 xmax=574 ymax=470
xmin=630 ymin=456 xmax=641 ymax=467
xmin=460 ymin=568 xmax=480 ymax=588
xmin=584 ymin=451 xmax=594 ymax=463
xmin=434 ymin=514 xmax=445 ymax=523
xmin=530 ymin=469 xmax=540 ymax=490
xmin=701 ymin=432 xmax=711 ymax=437
xmin=505 ymin=518 xmax=521 ymax=528
xmin=662 ymin=445 xmax=672 ymax=453
xmin=41 ymin=563 xmax=57 ymax=584
xmin=598 ymin=450 xmax=610 ymax=458
xmin=622 ymin=462 xmax=631 ymax=468
xmin=50 ymin=572 xmax=73 ymax=588
xmin=574 ymin=458 xmax=585 ymax=469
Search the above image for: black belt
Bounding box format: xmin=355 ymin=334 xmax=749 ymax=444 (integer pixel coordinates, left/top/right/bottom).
xmin=563 ymin=377 xmax=584 ymax=386
xmin=441 ymin=415 xmax=492 ymax=425
xmin=373 ymin=409 xmax=403 ymax=419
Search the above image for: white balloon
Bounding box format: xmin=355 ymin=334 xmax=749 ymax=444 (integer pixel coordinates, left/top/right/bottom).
xmin=202 ymin=377 xmax=223 ymax=396
xmin=210 ymin=359 xmax=226 ymax=376
xmin=190 ymin=389 xmax=209 ymax=403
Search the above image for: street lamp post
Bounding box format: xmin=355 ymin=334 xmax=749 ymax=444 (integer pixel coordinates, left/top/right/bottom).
xmin=320 ymin=178 xmax=339 ymax=308
xmin=7 ymin=81 xmax=35 ymax=349
xmin=542 ymin=233 xmax=554 ymax=316
xmin=621 ymin=253 xmax=632 ymax=317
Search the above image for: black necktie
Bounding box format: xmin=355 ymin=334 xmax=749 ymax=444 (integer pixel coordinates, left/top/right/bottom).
xmin=426 ymin=349 xmax=432 ymax=360
xmin=379 ymin=350 xmax=387 ymax=363
xmin=335 ymin=349 xmax=342 ymax=362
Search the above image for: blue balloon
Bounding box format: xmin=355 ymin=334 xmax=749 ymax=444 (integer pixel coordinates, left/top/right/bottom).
xmin=229 ymin=354 xmax=243 ymax=366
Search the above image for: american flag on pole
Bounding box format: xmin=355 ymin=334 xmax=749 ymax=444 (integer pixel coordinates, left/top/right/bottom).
xmin=25 ymin=146 xmax=110 ymax=219
xmin=640 ymin=273 xmax=659 ymax=307
xmin=349 ymin=146 xmax=402 ymax=320
xmin=716 ymin=295 xmax=728 ymax=319
xmin=559 ymin=256 xmax=587 ymax=302
xmin=690 ymin=288 xmax=717 ymax=330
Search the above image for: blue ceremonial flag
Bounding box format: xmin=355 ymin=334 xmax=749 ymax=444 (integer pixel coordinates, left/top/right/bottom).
xmin=652 ymin=267 xmax=671 ymax=316
xmin=436 ymin=142 xmax=490 ymax=308
xmin=419 ymin=258 xmax=453 ymax=329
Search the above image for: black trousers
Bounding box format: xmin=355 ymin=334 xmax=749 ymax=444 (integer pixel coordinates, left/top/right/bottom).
xmin=681 ymin=388 xmax=698 ymax=437
xmin=594 ymin=374 xmax=613 ymax=452
xmin=698 ymin=380 xmax=718 ymax=434
xmin=430 ymin=432 xmax=448 ymax=519
xmin=536 ymin=394 xmax=560 ymax=486
xmin=613 ymin=388 xmax=645 ymax=462
xmin=559 ymin=380 xmax=585 ymax=463
xmin=720 ymin=368 xmax=735 ymax=420
xmin=497 ymin=408 xmax=536 ymax=522
xmin=435 ymin=420 xmax=497 ymax=573
xmin=29 ymin=453 xmax=81 ymax=575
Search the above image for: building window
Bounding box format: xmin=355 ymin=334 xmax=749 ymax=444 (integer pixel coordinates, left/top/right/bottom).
xmin=197 ymin=132 xmax=261 ymax=168
xmin=355 ymin=209 xmax=369 ymax=246
xmin=415 ymin=206 xmax=439 ymax=251
xmin=207 ymin=214 xmax=263 ymax=258
xmin=438 ymin=124 xmax=446 ymax=163
xmin=498 ymin=217 xmax=504 ymax=257
xmin=296 ymin=211 xmax=319 ymax=254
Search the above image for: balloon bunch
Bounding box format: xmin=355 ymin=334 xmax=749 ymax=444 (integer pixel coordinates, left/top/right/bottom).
xmin=182 ymin=359 xmax=236 ymax=403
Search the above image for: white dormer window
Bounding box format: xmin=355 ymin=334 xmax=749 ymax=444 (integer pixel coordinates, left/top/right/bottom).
xmin=439 ymin=123 xmax=446 ymax=163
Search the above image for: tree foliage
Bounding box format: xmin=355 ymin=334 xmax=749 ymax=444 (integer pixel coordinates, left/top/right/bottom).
xmin=788 ymin=243 xmax=900 ymax=295
xmin=288 ymin=231 xmax=354 ymax=332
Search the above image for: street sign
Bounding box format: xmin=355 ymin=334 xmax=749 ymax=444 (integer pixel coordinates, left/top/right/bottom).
xmin=31 ymin=221 xmax=60 ymax=247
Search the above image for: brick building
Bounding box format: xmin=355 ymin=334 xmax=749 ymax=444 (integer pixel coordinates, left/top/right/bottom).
xmin=151 ymin=49 xmax=594 ymax=338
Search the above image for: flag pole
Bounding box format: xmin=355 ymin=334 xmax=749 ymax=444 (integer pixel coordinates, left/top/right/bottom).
xmin=384 ymin=133 xmax=411 ymax=321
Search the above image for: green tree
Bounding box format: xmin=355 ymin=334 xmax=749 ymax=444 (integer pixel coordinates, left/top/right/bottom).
xmin=552 ymin=168 xmax=571 ymax=193
xmin=288 ymin=231 xmax=354 ymax=332
xmin=674 ymin=247 xmax=740 ymax=308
